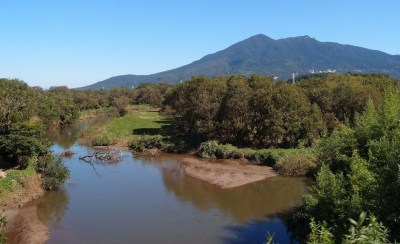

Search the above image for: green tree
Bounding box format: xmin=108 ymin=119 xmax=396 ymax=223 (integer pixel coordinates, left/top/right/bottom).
xmin=0 ymin=119 xmax=49 ymax=167
xmin=0 ymin=79 xmax=32 ymax=133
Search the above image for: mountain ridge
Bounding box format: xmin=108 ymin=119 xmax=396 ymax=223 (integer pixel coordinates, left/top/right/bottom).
xmin=81 ymin=34 xmax=400 ymax=89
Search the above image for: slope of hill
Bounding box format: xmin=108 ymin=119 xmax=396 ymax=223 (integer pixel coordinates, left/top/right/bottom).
xmin=81 ymin=34 xmax=400 ymax=89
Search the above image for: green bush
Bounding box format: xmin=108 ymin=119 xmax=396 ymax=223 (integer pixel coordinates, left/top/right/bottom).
xmin=196 ymin=140 xmax=220 ymax=158
xmin=35 ymin=154 xmax=69 ymax=191
xmin=90 ymin=133 xmax=116 ymax=146
xmin=196 ymin=141 xmax=316 ymax=166
xmin=274 ymin=153 xmax=317 ymax=176
xmin=307 ymin=212 xmax=389 ymax=244
xmin=0 ymin=119 xmax=49 ymax=168
xmin=129 ymin=135 xmax=165 ymax=152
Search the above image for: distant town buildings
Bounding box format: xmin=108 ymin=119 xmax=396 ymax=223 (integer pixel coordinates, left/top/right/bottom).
xmin=309 ymin=68 xmax=337 ymax=74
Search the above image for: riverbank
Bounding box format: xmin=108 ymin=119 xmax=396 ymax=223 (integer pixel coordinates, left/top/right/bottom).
xmin=0 ymin=163 xmax=44 ymax=208
xmin=0 ymin=153 xmax=69 ymax=243
xmin=183 ymin=158 xmax=276 ymax=188
xmin=80 ymin=105 xmax=167 ymax=147
xmin=80 ymin=105 xmax=317 ymax=180
xmin=5 ymin=206 xmax=49 ymax=244
xmin=0 ymin=161 xmax=49 ymax=244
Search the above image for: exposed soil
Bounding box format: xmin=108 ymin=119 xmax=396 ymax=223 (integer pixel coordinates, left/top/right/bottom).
xmin=4 ymin=207 xmax=49 ymax=244
xmin=0 ymin=170 xmax=6 ymax=179
xmin=1 ymin=173 xmax=44 ymax=209
xmin=1 ymin=173 xmax=49 ymax=244
xmin=183 ymin=158 xmax=277 ymax=188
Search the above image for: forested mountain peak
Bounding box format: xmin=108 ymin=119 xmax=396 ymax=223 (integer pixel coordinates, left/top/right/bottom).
xmin=81 ymin=34 xmax=400 ymax=89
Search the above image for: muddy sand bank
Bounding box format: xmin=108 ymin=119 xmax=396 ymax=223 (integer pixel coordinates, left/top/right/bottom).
xmin=1 ymin=173 xmax=48 ymax=244
xmin=5 ymin=207 xmax=48 ymax=244
xmin=183 ymin=158 xmax=277 ymax=188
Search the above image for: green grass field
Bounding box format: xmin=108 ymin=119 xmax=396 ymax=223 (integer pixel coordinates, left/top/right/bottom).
xmin=82 ymin=105 xmax=171 ymax=146
xmin=108 ymin=106 xmax=167 ymax=138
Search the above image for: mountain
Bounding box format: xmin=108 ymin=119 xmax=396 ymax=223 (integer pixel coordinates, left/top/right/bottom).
xmin=81 ymin=34 xmax=400 ymax=89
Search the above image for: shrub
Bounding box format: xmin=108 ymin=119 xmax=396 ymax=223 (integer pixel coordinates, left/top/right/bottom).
xmin=274 ymin=153 xmax=317 ymax=176
xmin=129 ymin=135 xmax=165 ymax=152
xmin=196 ymin=141 xmax=316 ymax=167
xmin=0 ymin=119 xmax=49 ymax=168
xmin=35 ymin=154 xmax=69 ymax=191
xmin=307 ymin=212 xmax=389 ymax=244
xmin=90 ymin=133 xmax=116 ymax=146
xmin=196 ymin=140 xmax=220 ymax=158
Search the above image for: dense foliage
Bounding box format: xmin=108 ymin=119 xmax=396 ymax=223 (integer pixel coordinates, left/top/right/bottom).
xmin=164 ymin=75 xmax=322 ymax=148
xmin=35 ymin=154 xmax=70 ymax=190
xmin=0 ymin=79 xmax=50 ymax=167
xmin=2 ymin=74 xmax=400 ymax=243
xmin=0 ymin=79 xmax=73 ymax=189
xmin=289 ymin=89 xmax=400 ymax=242
xmin=164 ymin=74 xmax=396 ymax=149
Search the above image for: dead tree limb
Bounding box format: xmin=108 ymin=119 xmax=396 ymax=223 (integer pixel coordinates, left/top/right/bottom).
xmin=79 ymin=150 xmax=124 ymax=163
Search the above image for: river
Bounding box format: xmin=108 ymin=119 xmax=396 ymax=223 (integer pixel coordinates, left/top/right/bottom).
xmin=10 ymin=120 xmax=308 ymax=243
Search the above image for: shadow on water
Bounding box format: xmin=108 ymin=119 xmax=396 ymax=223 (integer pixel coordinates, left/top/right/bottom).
xmin=220 ymin=217 xmax=295 ymax=244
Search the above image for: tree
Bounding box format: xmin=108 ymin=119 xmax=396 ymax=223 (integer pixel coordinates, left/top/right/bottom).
xmin=0 ymin=119 xmax=49 ymax=167
xmin=216 ymin=75 xmax=251 ymax=144
xmin=0 ymin=79 xmax=32 ymax=133
xmin=293 ymin=89 xmax=400 ymax=242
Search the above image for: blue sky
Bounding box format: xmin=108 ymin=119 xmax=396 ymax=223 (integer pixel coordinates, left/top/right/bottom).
xmin=1 ymin=0 xmax=399 ymax=88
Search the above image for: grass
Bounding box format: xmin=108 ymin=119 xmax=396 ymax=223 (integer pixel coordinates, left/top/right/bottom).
xmin=275 ymin=152 xmax=317 ymax=176
xmin=80 ymin=105 xmax=317 ymax=176
xmin=81 ymin=105 xmax=170 ymax=147
xmin=0 ymin=159 xmax=37 ymax=203
xmin=196 ymin=140 xmax=317 ymax=175
xmin=108 ymin=105 xmax=166 ymax=138
xmin=78 ymin=107 xmax=117 ymax=120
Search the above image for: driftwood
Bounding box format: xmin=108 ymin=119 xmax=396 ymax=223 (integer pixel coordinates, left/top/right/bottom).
xmin=60 ymin=150 xmax=75 ymax=157
xmin=79 ymin=150 xmax=124 ymax=163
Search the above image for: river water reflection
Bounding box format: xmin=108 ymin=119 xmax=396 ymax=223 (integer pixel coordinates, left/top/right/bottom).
xmin=35 ymin=123 xmax=308 ymax=243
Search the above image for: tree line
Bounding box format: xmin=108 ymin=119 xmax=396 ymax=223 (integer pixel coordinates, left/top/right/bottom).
xmin=162 ymin=73 xmax=400 ymax=242
xmin=2 ymin=73 xmax=400 ymax=242
xmin=163 ymin=73 xmax=397 ymax=149
xmin=0 ymin=78 xmax=174 ymax=169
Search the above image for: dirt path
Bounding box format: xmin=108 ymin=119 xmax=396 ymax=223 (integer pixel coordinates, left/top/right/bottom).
xmin=183 ymin=158 xmax=277 ymax=188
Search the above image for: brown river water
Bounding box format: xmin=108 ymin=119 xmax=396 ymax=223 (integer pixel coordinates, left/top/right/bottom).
xmin=9 ymin=120 xmax=308 ymax=243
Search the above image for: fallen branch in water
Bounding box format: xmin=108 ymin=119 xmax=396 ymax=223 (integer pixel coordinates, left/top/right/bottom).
xmin=60 ymin=150 xmax=75 ymax=157
xmin=79 ymin=150 xmax=124 ymax=163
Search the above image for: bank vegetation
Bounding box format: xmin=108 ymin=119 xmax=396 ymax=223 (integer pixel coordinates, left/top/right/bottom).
xmin=2 ymin=73 xmax=400 ymax=242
